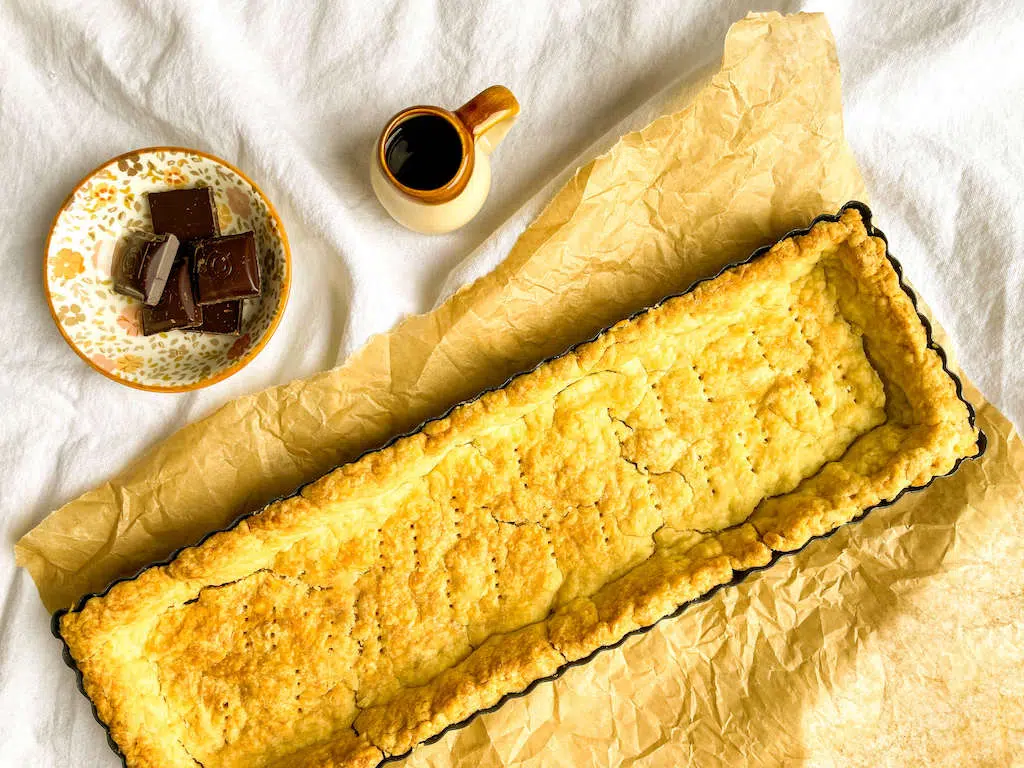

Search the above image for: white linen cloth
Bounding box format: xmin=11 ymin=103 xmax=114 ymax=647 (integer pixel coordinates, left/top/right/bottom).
xmin=1 ymin=1 xmax=1021 ymax=764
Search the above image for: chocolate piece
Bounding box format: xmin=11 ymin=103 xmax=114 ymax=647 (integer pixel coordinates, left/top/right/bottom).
xmin=142 ymin=258 xmax=202 ymax=335
xmin=192 ymin=231 xmax=261 ymax=305
xmin=148 ymin=187 xmax=220 ymax=242
xmin=189 ymin=300 xmax=243 ymax=335
xmin=111 ymin=231 xmax=179 ymax=305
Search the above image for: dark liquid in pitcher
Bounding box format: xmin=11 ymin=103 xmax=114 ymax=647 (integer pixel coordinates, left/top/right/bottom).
xmin=384 ymin=114 xmax=464 ymax=191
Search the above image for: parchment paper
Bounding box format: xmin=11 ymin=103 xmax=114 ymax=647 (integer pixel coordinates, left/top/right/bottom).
xmin=16 ymin=12 xmax=1024 ymax=766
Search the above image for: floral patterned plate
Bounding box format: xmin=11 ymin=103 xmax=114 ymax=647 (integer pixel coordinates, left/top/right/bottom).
xmin=44 ymin=147 xmax=291 ymax=392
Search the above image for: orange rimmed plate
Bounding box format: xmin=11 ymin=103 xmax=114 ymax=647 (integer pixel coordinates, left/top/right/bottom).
xmin=44 ymin=146 xmax=291 ymax=392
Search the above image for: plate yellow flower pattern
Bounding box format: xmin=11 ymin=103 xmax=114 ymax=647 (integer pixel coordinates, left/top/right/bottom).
xmin=46 ymin=148 xmax=289 ymax=391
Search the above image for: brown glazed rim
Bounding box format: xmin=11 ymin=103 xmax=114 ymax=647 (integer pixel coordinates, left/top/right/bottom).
xmin=51 ymin=202 xmax=987 ymax=768
xmin=376 ymin=106 xmax=475 ymax=205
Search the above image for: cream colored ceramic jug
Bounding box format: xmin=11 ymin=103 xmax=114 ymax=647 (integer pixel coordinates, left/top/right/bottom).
xmin=370 ymin=85 xmax=519 ymax=234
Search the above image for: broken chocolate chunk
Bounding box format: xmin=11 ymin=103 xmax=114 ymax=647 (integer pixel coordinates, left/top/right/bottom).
xmin=192 ymin=231 xmax=261 ymax=305
xmin=111 ymin=231 xmax=179 ymax=306
xmin=188 ymin=300 xmax=242 ymax=335
xmin=142 ymin=258 xmax=202 ymax=335
xmin=148 ymin=187 xmax=220 ymax=242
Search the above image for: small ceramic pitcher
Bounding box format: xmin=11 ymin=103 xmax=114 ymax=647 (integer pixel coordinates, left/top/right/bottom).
xmin=370 ymin=85 xmax=519 ymax=234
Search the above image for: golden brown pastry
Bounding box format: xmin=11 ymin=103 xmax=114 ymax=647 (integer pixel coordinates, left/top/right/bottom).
xmin=57 ymin=206 xmax=981 ymax=768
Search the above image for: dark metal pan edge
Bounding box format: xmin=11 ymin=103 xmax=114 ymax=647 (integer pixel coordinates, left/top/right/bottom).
xmin=50 ymin=201 xmax=987 ymax=767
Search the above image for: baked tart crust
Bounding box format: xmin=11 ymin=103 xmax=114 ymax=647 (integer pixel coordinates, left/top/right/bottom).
xmin=56 ymin=205 xmax=982 ymax=768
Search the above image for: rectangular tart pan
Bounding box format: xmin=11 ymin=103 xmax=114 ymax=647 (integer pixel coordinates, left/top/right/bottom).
xmin=52 ymin=201 xmax=987 ymax=767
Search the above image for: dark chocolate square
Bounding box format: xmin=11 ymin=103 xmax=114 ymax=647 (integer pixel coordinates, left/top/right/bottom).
xmin=142 ymin=258 xmax=203 ymax=335
xmin=112 ymin=231 xmax=179 ymax=306
xmin=148 ymin=187 xmax=220 ymax=242
xmin=192 ymin=231 xmax=261 ymax=305
xmin=188 ymin=300 xmax=243 ymax=335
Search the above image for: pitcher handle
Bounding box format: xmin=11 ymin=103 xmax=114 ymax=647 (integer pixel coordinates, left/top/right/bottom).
xmin=455 ymin=85 xmax=520 ymax=155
